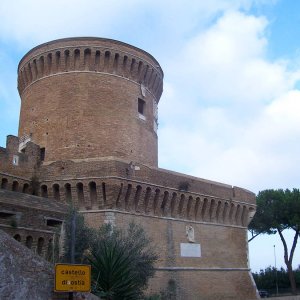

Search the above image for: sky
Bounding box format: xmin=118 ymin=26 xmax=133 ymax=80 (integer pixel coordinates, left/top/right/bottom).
xmin=0 ymin=0 xmax=300 ymax=272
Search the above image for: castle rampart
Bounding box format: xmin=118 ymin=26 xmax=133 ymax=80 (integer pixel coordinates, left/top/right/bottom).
xmin=17 ymin=38 xmax=163 ymax=99
xmin=0 ymin=148 xmax=256 ymax=228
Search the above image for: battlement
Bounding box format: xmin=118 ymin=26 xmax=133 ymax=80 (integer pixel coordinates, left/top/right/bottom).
xmin=37 ymin=158 xmax=256 ymax=227
xmin=17 ymin=37 xmax=163 ymax=100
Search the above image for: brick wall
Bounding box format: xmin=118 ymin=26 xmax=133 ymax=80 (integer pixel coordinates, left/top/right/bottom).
xmin=83 ymin=210 xmax=258 ymax=299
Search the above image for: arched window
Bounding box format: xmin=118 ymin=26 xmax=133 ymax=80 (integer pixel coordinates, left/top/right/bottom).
xmin=64 ymin=50 xmax=70 ymax=71
xmin=74 ymin=49 xmax=80 ymax=69
xmin=22 ymin=183 xmax=30 ymax=193
xmin=113 ymin=53 xmax=119 ymax=73
xmin=177 ymin=194 xmax=185 ymax=216
xmin=39 ymin=56 xmax=45 ymax=77
xmin=144 ymin=187 xmax=152 ymax=213
xmin=186 ymin=196 xmax=193 ymax=219
xmin=89 ymin=182 xmax=97 ymax=208
xmin=95 ymin=50 xmax=100 ymax=70
xmin=37 ymin=237 xmax=44 ymax=255
xmin=47 ymin=53 xmax=52 ymax=74
xmin=12 ymin=181 xmax=19 ymax=192
xmin=170 ymin=193 xmax=177 ymax=217
xmin=160 ymin=191 xmax=169 ymax=216
xmin=64 ymin=183 xmax=72 ymax=202
xmin=41 ymin=185 xmax=48 ymax=198
xmin=124 ymin=184 xmax=132 ymax=210
xmin=52 ymin=184 xmax=60 ymax=200
xmin=1 ymin=178 xmax=8 ymax=189
xmin=84 ymin=48 xmax=91 ymax=70
xmin=25 ymin=236 xmax=33 ymax=249
xmin=14 ymin=234 xmax=21 ymax=242
xmin=134 ymin=185 xmax=142 ymax=211
xmin=55 ymin=51 xmax=61 ymax=72
xmin=76 ymin=182 xmax=84 ymax=208
xmin=153 ymin=189 xmax=160 ymax=214
xmin=201 ymin=198 xmax=208 ymax=220
xmin=46 ymin=238 xmax=53 ymax=262
xmin=104 ymin=51 xmax=110 ymax=71
xmin=194 ymin=197 xmax=201 ymax=220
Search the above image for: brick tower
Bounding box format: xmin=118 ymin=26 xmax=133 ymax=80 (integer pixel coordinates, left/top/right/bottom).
xmin=17 ymin=38 xmax=163 ymax=166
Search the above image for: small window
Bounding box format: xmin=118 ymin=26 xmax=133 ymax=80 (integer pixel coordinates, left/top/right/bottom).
xmin=46 ymin=218 xmax=63 ymax=227
xmin=1 ymin=178 xmax=8 ymax=189
xmin=40 ymin=148 xmax=45 ymax=161
xmin=14 ymin=234 xmax=21 ymax=242
xmin=138 ymin=98 xmax=145 ymax=115
xmin=0 ymin=211 xmax=15 ymax=219
xmin=12 ymin=155 xmax=19 ymax=166
xmin=25 ymin=236 xmax=33 ymax=249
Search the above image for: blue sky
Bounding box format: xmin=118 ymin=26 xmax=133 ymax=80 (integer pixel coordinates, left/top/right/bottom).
xmin=1 ymin=0 xmax=300 ymax=272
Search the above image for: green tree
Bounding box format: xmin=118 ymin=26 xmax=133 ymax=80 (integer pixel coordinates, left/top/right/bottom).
xmin=249 ymin=189 xmax=300 ymax=294
xmin=59 ymin=208 xmax=158 ymax=299
xmin=252 ymin=266 xmax=300 ymax=294
xmin=61 ymin=207 xmax=93 ymax=263
xmin=87 ymin=223 xmax=158 ymax=299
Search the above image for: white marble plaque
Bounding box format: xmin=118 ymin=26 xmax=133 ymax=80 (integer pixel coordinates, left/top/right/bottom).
xmin=180 ymin=243 xmax=201 ymax=257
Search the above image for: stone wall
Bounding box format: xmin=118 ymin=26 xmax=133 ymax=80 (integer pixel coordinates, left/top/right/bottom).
xmin=0 ymin=229 xmax=100 ymax=300
xmin=0 ymin=229 xmax=56 ymax=299
xmin=0 ymin=135 xmax=41 ymax=180
xmin=0 ymin=189 xmax=67 ymax=260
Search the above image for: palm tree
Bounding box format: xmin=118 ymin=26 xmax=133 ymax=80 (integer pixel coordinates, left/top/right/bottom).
xmin=87 ymin=223 xmax=158 ymax=300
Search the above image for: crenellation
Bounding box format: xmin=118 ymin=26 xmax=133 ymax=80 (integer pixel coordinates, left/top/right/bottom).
xmin=46 ymin=52 xmax=52 ymax=75
xmin=144 ymin=186 xmax=153 ymax=214
xmin=194 ymin=197 xmax=201 ymax=220
xmin=94 ymin=50 xmax=100 ymax=71
xmin=31 ymin=59 xmax=37 ymax=80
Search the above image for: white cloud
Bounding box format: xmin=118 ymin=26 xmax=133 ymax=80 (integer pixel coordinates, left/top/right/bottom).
xmin=0 ymin=0 xmax=262 ymax=50
xmin=168 ymin=10 xmax=299 ymax=105
xmin=159 ymin=9 xmax=300 ymax=194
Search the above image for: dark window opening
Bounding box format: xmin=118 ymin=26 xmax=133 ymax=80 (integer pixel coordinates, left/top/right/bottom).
xmin=40 ymin=147 xmax=45 ymax=161
xmin=22 ymin=183 xmax=30 ymax=194
xmin=64 ymin=183 xmax=72 ymax=202
xmin=41 ymin=185 xmax=48 ymax=198
xmin=14 ymin=234 xmax=21 ymax=242
xmin=0 ymin=211 xmax=15 ymax=219
xmin=12 ymin=181 xmax=19 ymax=191
xmin=46 ymin=218 xmax=63 ymax=227
xmin=1 ymin=178 xmax=8 ymax=189
xmin=37 ymin=237 xmax=44 ymax=255
xmin=138 ymin=98 xmax=145 ymax=115
xmin=52 ymin=184 xmax=60 ymax=201
xmin=25 ymin=236 xmax=33 ymax=249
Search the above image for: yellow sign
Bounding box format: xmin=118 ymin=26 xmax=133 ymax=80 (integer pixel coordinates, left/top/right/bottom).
xmin=55 ymin=264 xmax=91 ymax=292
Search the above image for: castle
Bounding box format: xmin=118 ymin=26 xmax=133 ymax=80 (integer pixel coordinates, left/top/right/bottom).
xmin=0 ymin=37 xmax=258 ymax=299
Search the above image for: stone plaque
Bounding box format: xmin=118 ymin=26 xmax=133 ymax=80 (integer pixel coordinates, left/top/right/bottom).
xmin=180 ymin=243 xmax=201 ymax=257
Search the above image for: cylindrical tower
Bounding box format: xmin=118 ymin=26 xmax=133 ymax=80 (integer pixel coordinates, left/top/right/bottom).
xmin=17 ymin=37 xmax=163 ymax=166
